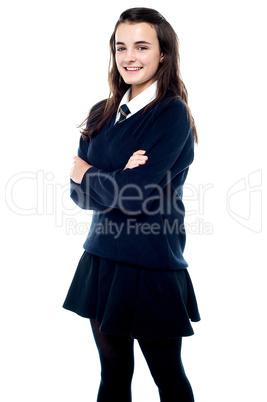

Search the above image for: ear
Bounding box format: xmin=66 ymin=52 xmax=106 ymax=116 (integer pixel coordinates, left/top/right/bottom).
xmin=160 ymin=54 xmax=164 ymax=63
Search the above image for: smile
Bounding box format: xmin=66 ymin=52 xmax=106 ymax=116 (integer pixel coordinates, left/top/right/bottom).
xmin=124 ymin=67 xmax=143 ymax=71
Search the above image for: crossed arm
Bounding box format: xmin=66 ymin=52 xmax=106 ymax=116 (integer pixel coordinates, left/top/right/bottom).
xmin=70 ymin=150 xmax=148 ymax=184
xmin=69 ymin=100 xmax=193 ymax=213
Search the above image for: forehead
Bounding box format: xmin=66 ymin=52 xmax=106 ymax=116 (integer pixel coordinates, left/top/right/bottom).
xmin=115 ymin=22 xmax=158 ymax=43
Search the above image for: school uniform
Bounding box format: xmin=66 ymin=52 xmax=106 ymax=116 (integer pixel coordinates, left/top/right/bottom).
xmin=63 ymin=82 xmax=200 ymax=340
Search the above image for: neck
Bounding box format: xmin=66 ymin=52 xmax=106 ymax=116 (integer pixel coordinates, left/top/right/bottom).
xmin=130 ymin=79 xmax=156 ymax=101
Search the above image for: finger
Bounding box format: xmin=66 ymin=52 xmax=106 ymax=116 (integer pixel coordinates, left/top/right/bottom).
xmin=131 ymin=153 xmax=148 ymax=159
xmin=130 ymin=155 xmax=148 ymax=163
xmin=133 ymin=150 xmax=146 ymax=155
xmin=129 ymin=159 xmax=147 ymax=168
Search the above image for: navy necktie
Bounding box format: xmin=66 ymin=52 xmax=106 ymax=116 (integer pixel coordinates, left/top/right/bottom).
xmin=116 ymin=104 xmax=130 ymax=124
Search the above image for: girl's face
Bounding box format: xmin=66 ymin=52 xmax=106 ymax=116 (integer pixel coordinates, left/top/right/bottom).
xmin=115 ymin=22 xmax=163 ymax=99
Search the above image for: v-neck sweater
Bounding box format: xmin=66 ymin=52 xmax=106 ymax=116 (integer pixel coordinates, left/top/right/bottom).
xmin=70 ymin=94 xmax=194 ymax=270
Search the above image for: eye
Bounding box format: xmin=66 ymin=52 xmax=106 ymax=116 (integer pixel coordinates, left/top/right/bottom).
xmin=137 ymin=46 xmax=148 ymax=51
xmin=116 ymin=47 xmax=125 ymax=52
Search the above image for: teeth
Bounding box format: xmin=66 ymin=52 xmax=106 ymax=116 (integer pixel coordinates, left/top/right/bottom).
xmin=126 ymin=67 xmax=142 ymax=71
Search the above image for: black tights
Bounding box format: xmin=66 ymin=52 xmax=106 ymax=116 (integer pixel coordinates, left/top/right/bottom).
xmin=90 ymin=319 xmax=194 ymax=402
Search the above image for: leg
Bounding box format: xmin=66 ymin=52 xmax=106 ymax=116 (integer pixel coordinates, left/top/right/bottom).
xmin=138 ymin=337 xmax=194 ymax=402
xmin=90 ymin=319 xmax=134 ymax=402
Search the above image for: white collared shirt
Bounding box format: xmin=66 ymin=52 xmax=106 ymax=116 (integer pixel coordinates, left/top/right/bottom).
xmin=115 ymin=81 xmax=158 ymax=124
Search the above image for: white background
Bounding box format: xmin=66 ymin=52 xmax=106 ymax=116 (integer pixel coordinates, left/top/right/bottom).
xmin=1 ymin=0 xmax=266 ymax=401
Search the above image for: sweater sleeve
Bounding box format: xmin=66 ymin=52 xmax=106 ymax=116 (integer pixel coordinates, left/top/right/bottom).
xmin=80 ymin=99 xmax=194 ymax=214
xmin=70 ymin=137 xmax=110 ymax=211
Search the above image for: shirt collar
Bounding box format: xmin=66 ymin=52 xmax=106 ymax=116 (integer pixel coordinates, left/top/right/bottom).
xmin=117 ymin=81 xmax=158 ymax=118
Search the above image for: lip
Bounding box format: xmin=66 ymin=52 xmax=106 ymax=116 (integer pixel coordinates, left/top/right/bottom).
xmin=124 ymin=67 xmax=143 ymax=73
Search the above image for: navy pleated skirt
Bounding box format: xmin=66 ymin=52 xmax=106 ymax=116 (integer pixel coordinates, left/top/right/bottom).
xmin=63 ymin=250 xmax=200 ymax=341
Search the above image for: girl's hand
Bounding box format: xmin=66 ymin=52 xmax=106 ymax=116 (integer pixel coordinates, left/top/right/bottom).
xmin=70 ymin=156 xmax=93 ymax=184
xmin=124 ymin=150 xmax=148 ymax=170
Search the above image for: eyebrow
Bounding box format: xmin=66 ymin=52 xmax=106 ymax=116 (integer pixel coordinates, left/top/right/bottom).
xmin=115 ymin=41 xmax=152 ymax=46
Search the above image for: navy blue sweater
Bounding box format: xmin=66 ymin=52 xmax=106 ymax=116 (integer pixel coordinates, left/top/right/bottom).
xmin=70 ymin=95 xmax=194 ymax=270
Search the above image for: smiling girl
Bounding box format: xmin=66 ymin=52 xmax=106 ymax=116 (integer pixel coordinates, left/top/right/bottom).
xmin=115 ymin=22 xmax=163 ymax=99
xmin=63 ymin=8 xmax=200 ymax=402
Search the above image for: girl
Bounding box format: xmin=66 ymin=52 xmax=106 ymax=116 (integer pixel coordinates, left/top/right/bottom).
xmin=63 ymin=7 xmax=200 ymax=402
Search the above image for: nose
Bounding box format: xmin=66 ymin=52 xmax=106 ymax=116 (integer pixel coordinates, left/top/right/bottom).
xmin=124 ymin=48 xmax=136 ymax=63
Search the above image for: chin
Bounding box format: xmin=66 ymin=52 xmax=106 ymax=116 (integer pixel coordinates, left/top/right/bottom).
xmin=123 ymin=78 xmax=138 ymax=85
xmin=119 ymin=71 xmax=144 ymax=85
xmin=121 ymin=75 xmax=144 ymax=86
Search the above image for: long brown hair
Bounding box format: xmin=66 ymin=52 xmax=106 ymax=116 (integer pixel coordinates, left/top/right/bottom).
xmin=80 ymin=8 xmax=198 ymax=143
